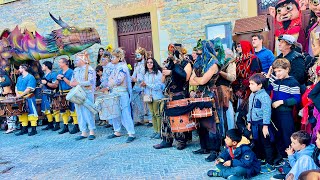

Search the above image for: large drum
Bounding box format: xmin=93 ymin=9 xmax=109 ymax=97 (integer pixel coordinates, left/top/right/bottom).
xmin=189 ymin=97 xmax=214 ymax=118
xmin=67 ymin=85 xmax=98 ymax=114
xmin=52 ymin=94 xmax=69 ymax=111
xmin=0 ymin=97 xmax=25 ymax=117
xmin=166 ymin=99 xmax=196 ymax=133
xmin=95 ymin=93 xmax=120 ymax=120
xmin=66 ymin=85 xmax=86 ymax=105
xmin=36 ymin=99 xmax=45 ymax=120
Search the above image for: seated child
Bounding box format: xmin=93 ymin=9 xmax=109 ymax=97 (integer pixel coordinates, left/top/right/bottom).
xmin=272 ymin=130 xmax=317 ymax=180
xmin=207 ymin=129 xmax=261 ymax=179
xmin=298 ymin=129 xmax=320 ymax=180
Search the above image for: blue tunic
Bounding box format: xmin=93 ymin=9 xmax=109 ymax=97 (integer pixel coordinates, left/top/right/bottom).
xmin=58 ymin=68 xmax=74 ymax=112
xmin=16 ymin=73 xmax=37 ymax=116
xmin=58 ymin=68 xmax=73 ymax=91
xmin=41 ymin=72 xmax=57 ymax=112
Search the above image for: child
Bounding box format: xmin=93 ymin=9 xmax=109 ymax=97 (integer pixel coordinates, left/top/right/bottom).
xmin=247 ymin=73 xmax=276 ymax=173
xmin=298 ymin=129 xmax=320 ymax=180
xmin=207 ymin=129 xmax=261 ymax=179
xmin=272 ymin=130 xmax=317 ymax=180
xmin=266 ymin=58 xmax=301 ymax=162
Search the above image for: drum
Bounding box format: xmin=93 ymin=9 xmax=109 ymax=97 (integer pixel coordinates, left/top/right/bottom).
xmin=36 ymin=99 xmax=45 ymax=120
xmin=52 ymin=94 xmax=69 ymax=111
xmin=95 ymin=94 xmax=121 ymax=120
xmin=166 ymin=99 xmax=196 ymax=132
xmin=66 ymin=85 xmax=86 ymax=105
xmin=34 ymin=87 xmax=42 ymax=99
xmin=0 ymin=97 xmax=25 ymax=117
xmin=189 ymin=97 xmax=214 ymax=118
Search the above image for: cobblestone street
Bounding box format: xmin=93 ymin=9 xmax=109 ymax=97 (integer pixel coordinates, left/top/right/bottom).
xmin=0 ymin=124 xmax=277 ymax=179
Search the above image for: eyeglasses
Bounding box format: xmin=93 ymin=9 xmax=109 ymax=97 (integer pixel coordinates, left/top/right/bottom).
xmin=147 ymin=62 xmax=153 ymax=64
xmin=311 ymin=0 xmax=320 ymax=6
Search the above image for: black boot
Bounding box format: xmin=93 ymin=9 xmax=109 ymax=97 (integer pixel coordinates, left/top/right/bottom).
xmin=42 ymin=122 xmax=54 ymax=130
xmin=69 ymin=124 xmax=80 ymax=134
xmin=28 ymin=126 xmax=38 ymax=136
xmin=15 ymin=126 xmax=28 ymax=136
xmin=52 ymin=122 xmax=60 ymax=131
xmin=205 ymin=151 xmax=218 ymax=162
xmin=59 ymin=124 xmax=69 ymax=134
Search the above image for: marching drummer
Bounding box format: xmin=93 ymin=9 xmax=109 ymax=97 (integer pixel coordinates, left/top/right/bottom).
xmin=15 ymin=64 xmax=38 ymax=136
xmin=153 ymin=44 xmax=192 ymax=150
xmin=106 ymin=48 xmax=136 ymax=143
xmin=0 ymin=69 xmax=17 ymax=134
xmin=96 ymin=51 xmax=114 ymax=128
xmin=40 ymin=61 xmax=59 ymax=131
xmin=70 ymin=52 xmax=96 ymax=140
xmin=54 ymin=58 xmax=80 ymax=134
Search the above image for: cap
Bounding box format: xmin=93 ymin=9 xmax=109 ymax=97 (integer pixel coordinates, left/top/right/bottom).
xmin=278 ymin=34 xmax=296 ymax=45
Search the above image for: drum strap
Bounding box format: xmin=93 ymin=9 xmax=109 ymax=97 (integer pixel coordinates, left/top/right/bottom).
xmin=84 ymin=65 xmax=91 ymax=90
xmin=84 ymin=65 xmax=89 ymax=81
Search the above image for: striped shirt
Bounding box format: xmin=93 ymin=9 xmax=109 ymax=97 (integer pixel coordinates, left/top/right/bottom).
xmin=269 ymin=76 xmax=301 ymax=111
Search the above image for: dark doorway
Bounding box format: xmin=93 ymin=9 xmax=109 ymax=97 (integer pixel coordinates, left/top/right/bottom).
xmin=116 ymin=13 xmax=153 ymax=68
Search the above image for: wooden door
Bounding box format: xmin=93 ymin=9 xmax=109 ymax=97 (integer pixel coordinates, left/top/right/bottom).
xmin=116 ymin=13 xmax=153 ymax=69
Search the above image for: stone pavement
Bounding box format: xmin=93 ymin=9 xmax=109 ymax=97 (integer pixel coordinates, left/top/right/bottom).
xmin=0 ymin=124 xmax=276 ymax=180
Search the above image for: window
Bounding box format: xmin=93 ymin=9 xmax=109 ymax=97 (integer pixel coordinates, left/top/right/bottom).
xmin=257 ymin=0 xmax=278 ymax=15
xmin=205 ymin=22 xmax=232 ymax=49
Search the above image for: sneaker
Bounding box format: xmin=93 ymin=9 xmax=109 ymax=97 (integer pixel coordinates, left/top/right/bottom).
xmin=260 ymin=163 xmax=276 ymax=174
xmin=274 ymin=158 xmax=288 ymax=168
xmin=135 ymin=122 xmax=144 ymax=126
xmin=277 ymin=161 xmax=291 ymax=174
xmin=271 ymin=174 xmax=286 ymax=180
xmin=227 ymin=175 xmax=244 ymax=180
xmin=126 ymin=136 xmax=136 ymax=143
xmin=259 ymin=159 xmax=267 ymax=166
xmin=207 ymin=169 xmax=221 ymax=177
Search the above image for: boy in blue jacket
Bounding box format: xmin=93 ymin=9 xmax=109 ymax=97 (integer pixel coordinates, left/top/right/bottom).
xmin=207 ymin=129 xmax=261 ymax=179
xmin=247 ymin=73 xmax=276 ymax=173
xmin=272 ymin=131 xmax=317 ymax=180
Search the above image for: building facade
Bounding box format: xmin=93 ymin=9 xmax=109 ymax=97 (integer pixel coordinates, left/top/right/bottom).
xmin=0 ymin=0 xmax=259 ymax=66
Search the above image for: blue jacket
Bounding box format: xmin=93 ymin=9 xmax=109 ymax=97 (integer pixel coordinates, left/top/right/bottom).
xmin=247 ymin=89 xmax=271 ymax=125
xmin=218 ymin=136 xmax=261 ymax=178
xmin=288 ymin=144 xmax=315 ymax=167
xmin=255 ymin=47 xmax=275 ymax=73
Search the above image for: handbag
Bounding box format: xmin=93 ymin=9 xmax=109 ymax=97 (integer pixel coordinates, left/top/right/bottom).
xmin=143 ymin=73 xmax=154 ymax=103
xmin=217 ymin=85 xmax=232 ymax=108
xmin=143 ymin=94 xmax=153 ymax=102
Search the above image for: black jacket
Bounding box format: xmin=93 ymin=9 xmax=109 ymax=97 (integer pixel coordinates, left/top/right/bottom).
xmin=309 ymin=82 xmax=320 ymax=112
xmin=278 ymin=50 xmax=306 ymax=85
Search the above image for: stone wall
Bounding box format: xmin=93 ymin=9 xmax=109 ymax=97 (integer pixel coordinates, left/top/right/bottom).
xmin=0 ymin=0 xmax=251 ymax=65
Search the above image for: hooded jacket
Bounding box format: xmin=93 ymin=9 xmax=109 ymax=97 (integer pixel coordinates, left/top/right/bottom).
xmin=288 ymin=144 xmax=315 ymax=167
xmin=218 ymin=136 xmax=261 ymax=178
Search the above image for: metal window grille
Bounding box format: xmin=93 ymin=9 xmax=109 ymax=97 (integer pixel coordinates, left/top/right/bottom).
xmin=257 ymin=0 xmax=278 ymax=15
